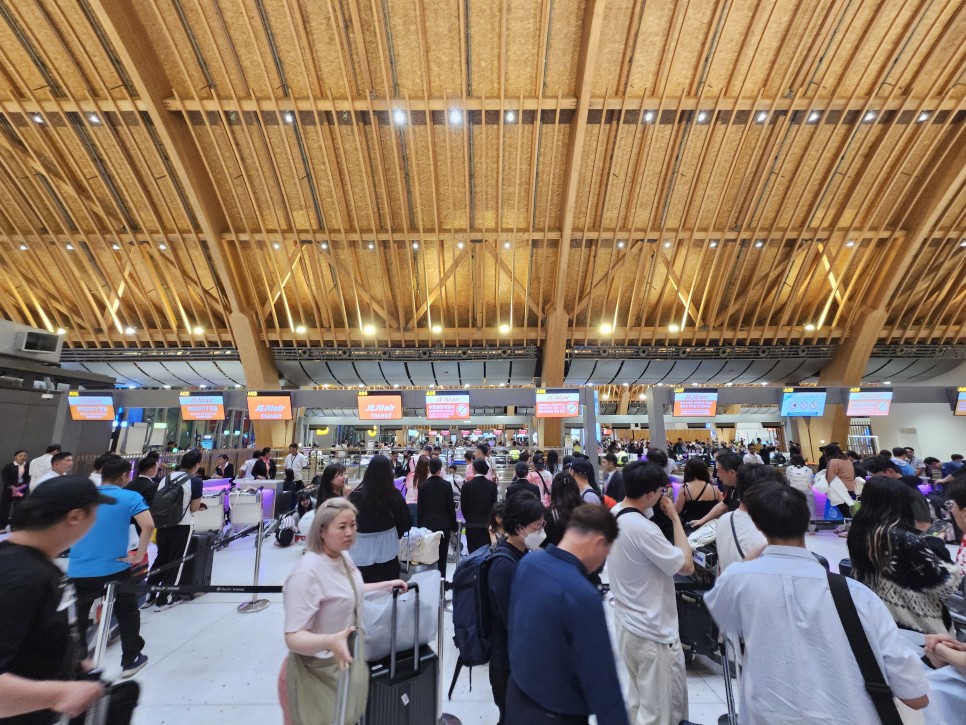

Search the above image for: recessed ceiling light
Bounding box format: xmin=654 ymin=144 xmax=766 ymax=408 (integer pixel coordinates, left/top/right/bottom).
xmin=393 ymin=109 xmax=407 ymax=125
xmin=863 ymin=111 xmax=876 ymax=123
xmin=158 ymin=243 xmax=167 ymax=251
xmin=804 ymin=323 xmax=816 ymax=331
xmin=273 ymin=242 xmax=280 ymax=250
xmin=505 ymin=110 xmax=516 ymax=123
xmin=709 ymin=240 xmax=719 ymax=248
xmin=754 ymin=240 xmax=764 ymax=248
xmin=111 ymin=243 xmax=120 ymax=251
xmin=449 ymin=109 xmax=462 ymax=124
xmin=457 ymin=241 xmax=464 ymax=249
xmin=917 ymin=111 xmax=930 ymax=123
xmin=284 ymin=112 xmax=294 ymax=124
xmin=642 ymin=111 xmax=654 ymax=123
xmin=960 ymin=240 xmax=966 ymax=248
xmin=499 ymin=323 xmax=510 ymax=334
xmin=393 ymin=383 xmax=400 ymax=388
xmin=358 ymin=383 xmax=365 ymax=388
xmin=55 ymin=327 xmax=66 ymax=335
xmin=697 ymin=111 xmax=709 ymax=123
xmin=192 ymin=326 xmax=204 ymax=335
xmin=199 ymin=384 xmax=207 ymax=389
xmin=599 ymin=322 xmax=613 ymax=335
xmin=807 ymin=111 xmax=821 ymax=124
xmin=362 ymin=324 xmax=376 ymax=335
xmin=499 ymin=383 xmax=506 ymax=387
xmin=65 ymin=243 xmax=75 ymax=251
xmin=883 ymin=381 xmax=891 ymax=385
xmin=127 ymin=384 xmax=138 ymax=390
xmin=504 ymin=241 xmax=511 ymax=249
xmin=760 ymin=381 xmax=768 ymax=386
xmin=622 ymin=382 xmax=629 ymax=386
xmin=668 ymin=323 xmax=681 ymax=333
xmin=412 ymin=241 xmax=419 ymax=250
xmin=32 ymin=114 xmax=43 ymax=124
xmin=639 ymin=393 xmax=646 ymax=400
xmin=368 ymin=242 xmax=375 ymax=250
xmin=617 ymin=240 xmax=625 ymax=249
xmin=19 ymin=243 xmax=28 ymax=251
xmin=295 ymin=325 xmax=306 ymax=334
xmin=163 ymin=384 xmax=172 ymax=390
xmin=88 ymin=114 xmax=100 ymax=124
xmin=464 ymin=383 xmax=470 ymax=389
xmin=845 ymin=240 xmax=855 ymax=248
xmin=320 ymin=242 xmax=328 ymax=250
xmin=431 ymin=324 xmax=442 ymax=334
xmin=601 ymin=394 xmax=609 ymax=401
xmin=124 ymin=326 xmax=136 ymax=335
xmin=663 ymin=241 xmax=672 ymax=249
xmin=755 ymin=111 xmax=767 ymax=124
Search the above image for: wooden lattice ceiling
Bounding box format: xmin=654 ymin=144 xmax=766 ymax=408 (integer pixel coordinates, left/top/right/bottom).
xmin=0 ymin=0 xmax=964 ymax=361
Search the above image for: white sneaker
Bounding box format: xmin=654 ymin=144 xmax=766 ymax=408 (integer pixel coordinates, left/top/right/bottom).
xmin=155 ymin=599 xmax=183 ymax=612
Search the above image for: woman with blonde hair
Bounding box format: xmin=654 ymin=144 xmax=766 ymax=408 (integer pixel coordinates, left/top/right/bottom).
xmin=278 ymin=498 xmax=407 ymax=724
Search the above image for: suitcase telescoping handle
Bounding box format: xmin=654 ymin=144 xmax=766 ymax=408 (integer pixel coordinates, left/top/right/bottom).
xmin=389 ymin=583 xmax=420 ymax=680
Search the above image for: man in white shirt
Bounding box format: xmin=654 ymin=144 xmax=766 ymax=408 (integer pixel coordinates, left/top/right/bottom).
xmin=705 ymin=482 xmax=929 ymax=724
xmin=609 ymin=460 xmax=695 ymax=724
xmin=742 ymin=444 xmax=764 ymax=466
xmin=27 ymin=444 xmax=60 ymax=483
xmin=283 ymin=443 xmax=309 ymax=485
xmin=717 ymin=465 xmax=769 ymax=572
xmin=30 ymin=451 xmax=74 ymax=491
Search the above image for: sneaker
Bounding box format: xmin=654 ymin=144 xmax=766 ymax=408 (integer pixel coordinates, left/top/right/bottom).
xmin=837 ymin=529 xmax=850 ymax=538
xmin=155 ymin=599 xmax=183 ymax=612
xmin=140 ymin=595 xmax=156 ymax=610
xmin=121 ymin=654 xmax=148 ymax=678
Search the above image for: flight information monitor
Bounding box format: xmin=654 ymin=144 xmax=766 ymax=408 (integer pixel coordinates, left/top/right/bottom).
xmin=246 ymin=391 xmax=293 ymax=421
xmin=179 ymin=392 xmax=226 ymax=421
xmin=535 ymin=389 xmax=580 ymax=418
xmin=68 ymin=393 xmax=115 ymax=421
xmin=846 ymin=388 xmax=893 ymax=417
xmin=956 ymin=388 xmax=966 ymax=416
xmin=780 ymin=388 xmax=827 ymax=417
xmin=672 ymin=389 xmax=718 ymax=417
xmin=357 ymin=392 xmax=402 ymax=420
xmin=425 ymin=390 xmax=470 ymax=420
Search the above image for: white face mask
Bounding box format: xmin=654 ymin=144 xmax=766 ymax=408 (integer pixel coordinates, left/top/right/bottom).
xmin=523 ymin=527 xmax=546 ymax=551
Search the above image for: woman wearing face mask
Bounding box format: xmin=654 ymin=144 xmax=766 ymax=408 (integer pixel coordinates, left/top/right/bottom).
xmin=485 ymin=492 xmax=546 ymax=725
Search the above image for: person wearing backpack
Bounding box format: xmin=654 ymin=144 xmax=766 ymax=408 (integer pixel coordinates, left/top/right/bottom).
xmin=486 ymin=493 xmax=545 ymax=725
xmin=526 ymin=453 xmax=553 ymax=507
xmin=570 ymin=459 xmax=602 ymax=505
xmin=146 ymin=450 xmax=203 ymax=611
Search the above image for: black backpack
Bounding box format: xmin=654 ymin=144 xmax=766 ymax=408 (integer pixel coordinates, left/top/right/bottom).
xmin=150 ymin=473 xmax=190 ymax=528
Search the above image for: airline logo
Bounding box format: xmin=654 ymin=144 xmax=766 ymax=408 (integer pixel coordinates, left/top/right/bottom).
xmin=246 ymin=394 xmax=293 ymax=420
xmin=672 ymin=391 xmax=718 ymax=417
xmin=426 ymin=391 xmax=470 ymax=420
xmin=68 ymin=395 xmax=115 ymax=421
xmin=847 ymin=390 xmax=892 ymax=417
xmin=535 ymin=389 xmax=580 ymax=418
xmin=179 ymin=394 xmax=225 ymax=421
xmin=358 ymin=394 xmax=402 ymax=420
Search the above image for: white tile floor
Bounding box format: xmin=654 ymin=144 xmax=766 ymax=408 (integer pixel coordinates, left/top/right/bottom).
xmin=81 ymin=529 xmax=858 ymax=724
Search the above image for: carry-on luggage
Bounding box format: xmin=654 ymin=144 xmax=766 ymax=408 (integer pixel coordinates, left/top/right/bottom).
xmin=179 ymin=531 xmax=216 ymax=599
xmin=363 ymin=583 xmax=438 ymax=725
xmin=229 ymin=489 xmax=263 ymax=528
xmin=839 ymin=557 xmax=853 ymax=578
xmin=194 ymin=490 xmax=226 ymax=531
xmin=677 ymin=586 xmax=720 ymax=665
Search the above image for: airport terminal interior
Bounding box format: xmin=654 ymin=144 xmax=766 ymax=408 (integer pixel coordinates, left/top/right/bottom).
xmin=0 ymin=0 xmax=966 ymax=724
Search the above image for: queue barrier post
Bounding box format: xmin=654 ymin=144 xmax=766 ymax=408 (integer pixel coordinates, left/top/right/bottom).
xmin=237 ymin=519 xmax=271 ymax=614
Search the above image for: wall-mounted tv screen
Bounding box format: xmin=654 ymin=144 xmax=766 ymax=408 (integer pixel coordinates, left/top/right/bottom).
xmin=179 ymin=393 xmax=226 ymax=421
xmin=955 ymin=388 xmax=966 ymax=416
xmin=68 ymin=394 xmax=115 ymax=421
xmin=357 ymin=393 xmax=402 ymax=420
xmin=672 ymin=389 xmax=718 ymax=417
xmin=535 ymin=389 xmax=580 ymax=418
xmin=246 ymin=391 xmax=293 ymax=420
xmin=846 ymin=388 xmax=893 ymax=417
xmin=780 ymin=388 xmax=827 ymax=417
xmin=425 ymin=390 xmax=470 ymax=420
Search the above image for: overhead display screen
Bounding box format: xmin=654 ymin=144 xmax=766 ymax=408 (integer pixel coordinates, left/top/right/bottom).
xmin=179 ymin=392 xmax=226 ymax=421
xmin=246 ymin=391 xmax=293 ymax=421
xmin=425 ymin=390 xmax=470 ymax=420
xmin=672 ymin=389 xmax=718 ymax=417
xmin=68 ymin=393 xmax=115 ymax=421
xmin=846 ymin=388 xmax=893 ymax=417
xmin=358 ymin=392 xmax=402 ymax=420
xmin=780 ymin=388 xmax=827 ymax=417
xmin=535 ymin=389 xmax=580 ymax=418
xmin=955 ymin=388 xmax=966 ymax=416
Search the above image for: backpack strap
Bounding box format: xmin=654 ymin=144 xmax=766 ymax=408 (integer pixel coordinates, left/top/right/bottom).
xmin=825 ymin=571 xmax=903 ymax=725
xmin=729 ymin=512 xmax=745 ymax=559
xmin=615 ymin=507 xmax=646 ymax=520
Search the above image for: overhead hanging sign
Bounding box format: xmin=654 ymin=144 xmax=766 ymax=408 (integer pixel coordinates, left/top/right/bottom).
xmin=535 ymin=388 xmax=580 ymax=418
xmin=179 ymin=392 xmax=226 ymax=421
xmin=672 ymin=389 xmax=719 ymax=417
xmin=357 ymin=392 xmax=402 ymax=420
xmin=956 ymin=388 xmax=966 ymax=416
xmin=425 ymin=390 xmax=471 ymax=420
xmin=68 ymin=392 xmax=115 ymax=421
xmin=246 ymin=391 xmax=293 ymax=420
xmin=846 ymin=388 xmax=893 ymax=417
xmin=780 ymin=388 xmax=827 ymax=417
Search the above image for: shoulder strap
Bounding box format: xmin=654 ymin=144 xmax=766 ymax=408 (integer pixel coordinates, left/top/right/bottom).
xmin=696 ymin=481 xmax=710 ymax=500
xmin=729 ymin=513 xmax=745 ymax=559
xmin=825 ymin=571 xmax=903 ymax=725
xmin=615 ymin=507 xmax=645 ymax=520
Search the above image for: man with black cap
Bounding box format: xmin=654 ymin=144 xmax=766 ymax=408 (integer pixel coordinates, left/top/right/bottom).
xmin=0 ymin=476 xmax=117 ymax=723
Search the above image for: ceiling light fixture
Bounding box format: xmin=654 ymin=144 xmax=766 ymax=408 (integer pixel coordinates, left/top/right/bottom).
xmin=295 ymin=325 xmax=307 ymax=334
xmin=709 ymin=240 xmax=719 ymax=248
xmin=393 ymin=109 xmax=407 ymax=125
xmin=668 ymin=323 xmax=681 ymax=333
xmin=320 ymin=242 xmax=329 ymax=250
xmin=697 ymin=111 xmax=709 ymax=123
xmin=504 ymin=241 xmax=511 ymax=249
xmin=917 ymin=111 xmax=931 ymax=123
xmin=158 ymin=243 xmax=167 ymax=251
xmin=284 ymin=112 xmax=294 ymax=124
xmin=192 ymin=326 xmax=204 ymax=335
xmin=124 ymin=326 xmax=136 ymax=335
xmin=599 ymin=322 xmax=613 ymax=335
xmin=505 ymin=110 xmax=516 ymax=123
xmin=760 ymin=381 xmax=768 ymax=386
xmin=804 ymin=323 xmax=816 ymax=331
xmin=883 ymin=381 xmax=891 ymax=385
xmin=863 ymin=111 xmax=876 ymax=123
xmin=431 ymin=324 xmax=442 ymax=334
xmin=362 ymin=324 xmax=376 ymax=336
xmin=639 ymin=393 xmax=646 ymax=400
xmin=846 ymin=240 xmax=855 ymax=248
xmin=499 ymin=323 xmax=510 ymax=334
xmin=664 ymin=241 xmax=672 ymax=249
xmin=273 ymin=242 xmax=280 ymax=250
xmin=960 ymin=240 xmax=966 ymax=248
xmin=32 ymin=114 xmax=43 ymax=124
xmin=642 ymin=110 xmax=655 ymax=123
xmin=807 ymin=111 xmax=821 ymax=123
xmin=65 ymin=243 xmax=75 ymax=251
xmin=88 ymin=114 xmax=100 ymax=124
xmin=412 ymin=241 xmax=419 ymax=250
xmin=368 ymin=242 xmax=375 ymax=250
xmin=111 ymin=243 xmax=120 ymax=251
xmin=754 ymin=239 xmax=764 ymax=248
xmin=457 ymin=241 xmax=464 ymax=249
xmin=617 ymin=240 xmax=625 ymax=249
xmin=56 ymin=327 xmax=66 ymax=335
xmin=448 ymin=109 xmax=462 ymax=124
xmin=19 ymin=244 xmax=27 ymax=251
xmin=755 ymin=111 xmax=767 ymax=124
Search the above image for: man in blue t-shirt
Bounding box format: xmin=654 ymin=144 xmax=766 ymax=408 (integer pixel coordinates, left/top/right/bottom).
xmin=942 ymin=454 xmax=964 ymax=479
xmin=68 ymin=458 xmax=154 ymax=679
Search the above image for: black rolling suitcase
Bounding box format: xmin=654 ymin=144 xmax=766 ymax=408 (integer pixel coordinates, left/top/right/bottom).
xmin=676 ymin=587 xmax=719 ymax=664
xmin=839 ymin=558 xmax=853 ymax=578
xmin=179 ymin=531 xmax=216 ymax=599
xmin=363 ymin=583 xmax=438 ymax=725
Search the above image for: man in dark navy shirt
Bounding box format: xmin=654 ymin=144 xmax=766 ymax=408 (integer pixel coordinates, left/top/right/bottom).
xmin=505 ymin=505 xmax=629 ymax=725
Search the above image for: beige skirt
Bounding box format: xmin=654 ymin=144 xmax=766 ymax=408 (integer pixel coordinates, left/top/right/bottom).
xmin=284 ymin=640 xmax=369 ymax=725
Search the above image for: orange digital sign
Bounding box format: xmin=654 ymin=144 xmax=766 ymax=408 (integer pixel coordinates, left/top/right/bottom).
xmin=179 ymin=393 xmax=226 ymax=421
xmin=68 ymin=394 xmax=115 ymax=421
xmin=672 ymin=389 xmax=719 ymax=417
xmin=246 ymin=392 xmax=293 ymax=421
xmin=358 ymin=393 xmax=402 ymax=420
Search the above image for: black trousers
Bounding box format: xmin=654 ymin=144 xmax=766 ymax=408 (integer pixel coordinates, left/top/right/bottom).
xmin=436 ymin=529 xmax=451 ymax=578
xmin=489 ymin=645 xmax=511 ymax=725
xmin=358 ymin=557 xmax=401 ymax=584
xmin=72 ymin=568 xmax=144 ymax=665
xmin=465 ymin=525 xmax=490 ymax=555
xmin=505 ymin=677 xmax=588 ymax=725
xmin=151 ymin=525 xmax=192 ymax=605
xmin=0 ymin=485 xmax=13 ymax=529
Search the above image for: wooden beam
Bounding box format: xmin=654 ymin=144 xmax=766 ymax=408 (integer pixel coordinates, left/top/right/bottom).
xmin=406 ymin=245 xmax=471 ymax=330
xmin=89 ymin=1 xmax=281 ymax=411
xmin=481 ymin=242 xmax=543 ymax=320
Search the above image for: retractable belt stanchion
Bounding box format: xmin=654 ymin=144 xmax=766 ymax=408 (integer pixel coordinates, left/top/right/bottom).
xmin=237 ymin=520 xmax=271 ymax=614
xmin=91 ymin=581 xmax=117 ymax=668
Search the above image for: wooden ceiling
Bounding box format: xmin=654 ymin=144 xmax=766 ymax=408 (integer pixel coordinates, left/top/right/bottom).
xmin=0 ymin=0 xmax=964 ymax=356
